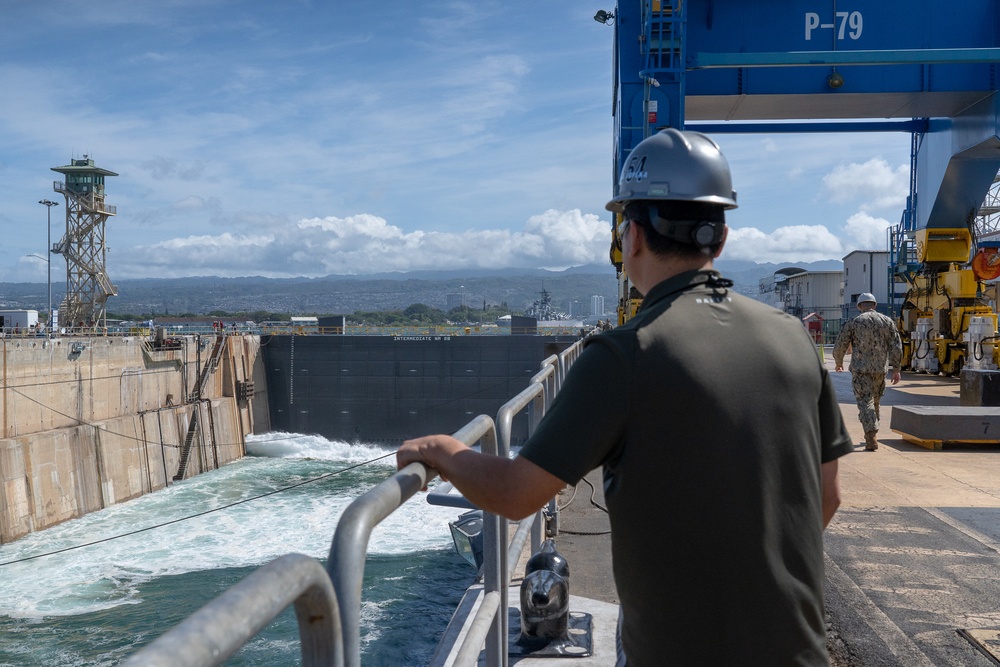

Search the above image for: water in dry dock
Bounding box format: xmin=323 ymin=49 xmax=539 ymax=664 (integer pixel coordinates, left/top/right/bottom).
xmin=0 ymin=433 xmax=474 ymax=666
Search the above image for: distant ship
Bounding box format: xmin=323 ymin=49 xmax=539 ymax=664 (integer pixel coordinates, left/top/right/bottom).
xmin=524 ymin=288 xmax=565 ymax=321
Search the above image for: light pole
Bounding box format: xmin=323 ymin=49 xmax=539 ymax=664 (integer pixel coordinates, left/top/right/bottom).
xmin=38 ymin=199 xmax=58 ymax=331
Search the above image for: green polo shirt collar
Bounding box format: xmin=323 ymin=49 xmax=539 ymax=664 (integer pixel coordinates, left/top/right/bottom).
xmin=638 ymin=269 xmax=726 ymax=313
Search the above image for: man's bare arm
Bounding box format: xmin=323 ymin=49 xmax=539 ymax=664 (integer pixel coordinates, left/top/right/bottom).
xmin=398 ymin=434 xmax=566 ymax=521
xmin=821 ymin=459 xmax=841 ymax=528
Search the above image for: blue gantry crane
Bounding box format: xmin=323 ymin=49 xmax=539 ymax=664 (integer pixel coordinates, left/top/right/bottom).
xmin=605 ymin=1 xmax=1000 ymax=375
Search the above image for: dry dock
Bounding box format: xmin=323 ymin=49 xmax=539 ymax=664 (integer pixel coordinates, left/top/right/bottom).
xmin=0 ymin=332 xmax=263 ymax=544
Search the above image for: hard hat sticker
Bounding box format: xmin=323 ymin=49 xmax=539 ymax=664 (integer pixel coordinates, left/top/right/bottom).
xmin=623 ymin=155 xmax=647 ymax=183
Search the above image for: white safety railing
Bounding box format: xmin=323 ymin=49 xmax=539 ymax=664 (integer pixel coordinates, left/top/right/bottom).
xmin=122 ymin=337 xmax=588 ymax=666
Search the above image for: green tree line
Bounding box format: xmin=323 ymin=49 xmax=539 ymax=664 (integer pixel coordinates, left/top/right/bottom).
xmin=107 ymin=303 xmax=514 ymax=327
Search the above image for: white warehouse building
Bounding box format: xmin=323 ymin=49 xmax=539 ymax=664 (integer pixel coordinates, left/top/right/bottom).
xmin=842 ymin=250 xmax=906 ymax=317
xmin=783 ymin=271 xmax=844 ymax=322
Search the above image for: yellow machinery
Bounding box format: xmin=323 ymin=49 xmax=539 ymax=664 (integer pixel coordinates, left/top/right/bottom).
xmin=610 ymin=212 xmax=642 ymax=325
xmin=898 ymin=227 xmax=1000 ymax=375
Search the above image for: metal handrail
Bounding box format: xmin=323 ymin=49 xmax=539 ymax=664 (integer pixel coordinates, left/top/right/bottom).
xmin=448 ymin=340 xmax=584 ymax=666
xmin=121 ymin=553 xmax=343 ymax=667
xmin=496 ymin=382 xmax=545 ymax=458
xmin=529 ymin=357 xmax=558 ymax=408
xmin=121 ymin=337 xmax=587 ymax=666
xmin=327 ymin=458 xmax=438 ymax=666
xmin=328 ymin=415 xmax=496 ymax=667
xmin=454 ymin=591 xmax=503 ymax=666
xmin=557 ymin=341 xmax=584 ymax=388
xmin=496 ymin=379 xmax=549 ymax=553
xmin=328 ymin=343 xmax=585 ymax=666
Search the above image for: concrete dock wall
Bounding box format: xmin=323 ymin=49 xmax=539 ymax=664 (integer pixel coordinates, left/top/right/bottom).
xmin=0 ymin=333 xmax=259 ymax=544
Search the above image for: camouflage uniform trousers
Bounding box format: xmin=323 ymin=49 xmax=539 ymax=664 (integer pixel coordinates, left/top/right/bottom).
xmin=851 ymin=371 xmax=887 ymax=433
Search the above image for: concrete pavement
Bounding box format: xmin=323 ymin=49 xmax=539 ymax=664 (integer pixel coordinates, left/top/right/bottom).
xmin=825 ymin=350 xmax=1000 ymax=666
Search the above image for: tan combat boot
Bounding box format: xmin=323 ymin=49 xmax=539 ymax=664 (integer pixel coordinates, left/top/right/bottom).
xmin=864 ymin=431 xmax=879 ymax=451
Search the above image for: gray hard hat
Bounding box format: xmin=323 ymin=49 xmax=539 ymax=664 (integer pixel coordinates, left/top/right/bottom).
xmin=606 ymin=128 xmax=738 ymax=213
xmin=858 ymin=292 xmax=877 ymax=305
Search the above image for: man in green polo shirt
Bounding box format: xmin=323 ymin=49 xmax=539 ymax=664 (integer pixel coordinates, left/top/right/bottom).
xmin=398 ymin=128 xmax=852 ymax=666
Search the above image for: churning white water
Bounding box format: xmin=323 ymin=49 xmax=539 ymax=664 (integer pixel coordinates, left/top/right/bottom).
xmin=0 ymin=432 xmax=474 ymax=666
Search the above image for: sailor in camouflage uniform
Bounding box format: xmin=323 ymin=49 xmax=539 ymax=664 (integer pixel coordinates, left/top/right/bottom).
xmin=833 ymin=292 xmax=903 ymax=451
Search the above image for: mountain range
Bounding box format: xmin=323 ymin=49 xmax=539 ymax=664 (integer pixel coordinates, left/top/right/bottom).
xmin=0 ymin=259 xmax=843 ymax=318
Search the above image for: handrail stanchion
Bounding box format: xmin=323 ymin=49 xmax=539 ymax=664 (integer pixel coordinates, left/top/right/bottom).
xmin=327 ymin=415 xmax=495 ymax=667
xmin=475 ymin=424 xmax=505 ymax=667
xmin=328 ymin=461 xmax=437 ymax=667
xmin=493 ymin=382 xmax=547 ymax=666
xmin=506 ymin=513 xmax=536 ymax=571
xmin=531 ymin=506 xmax=545 ymax=553
xmin=528 ymin=360 xmax=570 ymax=541
xmin=556 ymin=339 xmax=583 ymax=391
xmin=526 ymin=364 xmax=555 ymax=549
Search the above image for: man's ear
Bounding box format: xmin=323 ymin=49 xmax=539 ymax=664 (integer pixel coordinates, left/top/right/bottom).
xmin=711 ymin=225 xmax=729 ymax=259
xmin=626 ymin=220 xmax=643 ymax=258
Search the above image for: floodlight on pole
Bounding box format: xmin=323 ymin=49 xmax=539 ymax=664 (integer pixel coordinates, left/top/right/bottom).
xmin=38 ymin=199 xmax=59 ymax=331
xmin=594 ymin=9 xmax=615 ymax=24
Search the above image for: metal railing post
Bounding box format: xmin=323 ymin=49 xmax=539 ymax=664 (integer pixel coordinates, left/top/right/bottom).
xmin=327 ymin=415 xmax=496 ymax=667
xmin=327 ymin=461 xmax=438 ymax=667
xmin=476 ymin=425 xmax=506 ymax=667
xmin=496 ymin=380 xmax=549 ymax=552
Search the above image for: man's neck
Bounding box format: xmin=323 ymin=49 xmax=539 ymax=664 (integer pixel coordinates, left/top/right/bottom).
xmin=634 ymin=254 xmax=714 ymax=295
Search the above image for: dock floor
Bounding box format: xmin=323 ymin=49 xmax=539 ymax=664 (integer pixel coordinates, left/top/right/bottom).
xmin=825 ymin=353 xmax=1000 ymax=666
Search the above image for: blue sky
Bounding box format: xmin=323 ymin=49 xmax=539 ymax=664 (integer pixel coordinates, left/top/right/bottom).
xmin=0 ymin=1 xmax=912 ymax=282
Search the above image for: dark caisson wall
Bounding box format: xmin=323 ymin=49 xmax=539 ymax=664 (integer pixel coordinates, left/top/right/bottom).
xmin=260 ymin=334 xmax=576 ymax=445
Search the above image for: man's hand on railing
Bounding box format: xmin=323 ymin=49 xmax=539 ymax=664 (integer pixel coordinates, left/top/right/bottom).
xmin=397 ymin=434 xmax=564 ymax=521
xmin=397 ymin=434 xmax=467 ymax=487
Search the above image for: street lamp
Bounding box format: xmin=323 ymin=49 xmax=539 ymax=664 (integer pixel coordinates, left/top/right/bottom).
xmin=25 ymin=253 xmax=47 ymax=329
xmin=38 ymin=199 xmax=58 ymax=331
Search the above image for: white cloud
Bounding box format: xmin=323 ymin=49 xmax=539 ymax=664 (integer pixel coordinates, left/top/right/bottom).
xmin=0 ymin=3 xmax=923 ymax=282
xmin=821 ymin=157 xmax=908 ymax=211
xmin=724 ymin=225 xmax=844 ymax=263
xmin=172 ymin=196 xmax=211 ymax=211
xmin=111 ymin=209 xmax=612 ymax=278
xmin=843 ymin=211 xmax=892 ymax=250
xmin=522 ymin=209 xmax=610 ymax=266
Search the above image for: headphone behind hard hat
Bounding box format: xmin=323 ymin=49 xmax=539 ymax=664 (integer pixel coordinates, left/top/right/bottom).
xmin=623 ymin=200 xmax=726 ymax=250
xmin=647 ymin=204 xmax=726 ymax=249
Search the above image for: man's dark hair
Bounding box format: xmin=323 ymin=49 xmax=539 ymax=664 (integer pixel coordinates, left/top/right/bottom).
xmin=623 ymin=200 xmax=726 ymax=258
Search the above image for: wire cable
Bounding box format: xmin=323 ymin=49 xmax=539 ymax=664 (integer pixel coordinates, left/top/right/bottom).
xmin=0 ymin=362 xmax=536 ymax=452
xmin=0 ymin=334 xmax=561 ymax=558
xmin=555 ymin=476 xmax=611 ymax=536
xmin=556 ymin=484 xmax=578 ymax=511
xmin=0 ymin=450 xmax=397 ymax=568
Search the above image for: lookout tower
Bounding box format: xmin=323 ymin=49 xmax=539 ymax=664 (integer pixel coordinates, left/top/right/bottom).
xmin=50 ymin=156 xmax=118 ymax=329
